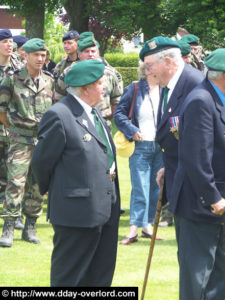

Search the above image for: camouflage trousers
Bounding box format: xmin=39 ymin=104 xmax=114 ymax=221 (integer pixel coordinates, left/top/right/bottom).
xmin=0 ymin=140 xmax=8 ymax=203
xmin=2 ymin=143 xmax=43 ymax=219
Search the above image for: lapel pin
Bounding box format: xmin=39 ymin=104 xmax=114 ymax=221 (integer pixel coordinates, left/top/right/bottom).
xmin=82 ymin=119 xmax=88 ymax=128
xmin=83 ymin=133 xmax=92 ymax=142
xmin=168 ymin=108 xmax=172 ymax=113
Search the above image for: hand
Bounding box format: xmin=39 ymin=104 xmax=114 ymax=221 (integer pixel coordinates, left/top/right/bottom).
xmin=156 ymin=168 xmax=165 ymax=187
xmin=132 ymin=131 xmax=143 ymax=141
xmin=211 ymin=198 xmax=225 ymax=215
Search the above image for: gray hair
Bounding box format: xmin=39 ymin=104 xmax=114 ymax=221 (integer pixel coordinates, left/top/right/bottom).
xmin=207 ymin=70 xmax=224 ymax=80
xmin=152 ymin=48 xmax=182 ymax=65
xmin=66 ymin=86 xmax=81 ymax=97
xmin=137 ymin=61 xmax=146 ymax=80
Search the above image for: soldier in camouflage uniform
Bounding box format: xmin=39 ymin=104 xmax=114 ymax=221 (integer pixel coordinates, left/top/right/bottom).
xmin=0 ymin=38 xmax=54 ymax=247
xmin=56 ymin=35 xmax=123 ymax=129
xmin=181 ymin=34 xmax=205 ymax=72
xmin=53 ymin=30 xmax=80 ymax=101
xmin=0 ymin=30 xmax=23 ymax=207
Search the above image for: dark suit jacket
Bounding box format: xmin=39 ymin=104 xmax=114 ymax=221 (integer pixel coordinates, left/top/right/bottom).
xmin=31 ymin=94 xmax=120 ymax=228
xmin=170 ymin=78 xmax=225 ymax=224
xmin=156 ymin=64 xmax=204 ymax=203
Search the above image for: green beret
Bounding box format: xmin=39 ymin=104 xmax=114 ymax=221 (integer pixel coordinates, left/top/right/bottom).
xmin=78 ymin=36 xmax=100 ymax=51
xmin=139 ymin=36 xmax=181 ymax=61
xmin=181 ymin=34 xmax=199 ymax=46
xmin=79 ymin=32 xmax=94 ymax=41
xmin=64 ymin=59 xmax=105 ymax=87
xmin=204 ymin=48 xmax=225 ymax=71
xmin=178 ymin=41 xmax=191 ymax=56
xmin=22 ymin=38 xmax=46 ymax=53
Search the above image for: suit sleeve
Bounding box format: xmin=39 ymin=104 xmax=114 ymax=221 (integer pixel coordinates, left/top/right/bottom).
xmin=31 ymin=109 xmax=66 ymax=195
xmin=180 ymin=98 xmax=221 ymax=206
xmin=114 ymin=83 xmax=139 ymax=141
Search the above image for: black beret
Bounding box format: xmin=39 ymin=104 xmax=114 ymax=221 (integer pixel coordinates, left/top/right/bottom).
xmin=0 ymin=29 xmax=12 ymax=41
xmin=13 ymin=35 xmax=29 ymax=48
xmin=63 ymin=31 xmax=80 ymax=42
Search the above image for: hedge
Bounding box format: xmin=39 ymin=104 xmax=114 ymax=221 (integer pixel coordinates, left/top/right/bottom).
xmin=104 ymin=52 xmax=139 ymax=67
xmin=115 ymin=67 xmax=138 ymax=88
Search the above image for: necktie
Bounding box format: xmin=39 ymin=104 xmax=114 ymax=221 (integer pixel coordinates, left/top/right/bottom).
xmin=91 ymin=108 xmax=114 ymax=168
xmin=163 ymin=86 xmax=169 ymax=112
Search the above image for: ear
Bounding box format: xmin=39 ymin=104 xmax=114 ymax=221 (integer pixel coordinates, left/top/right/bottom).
xmin=164 ymin=56 xmax=172 ymax=66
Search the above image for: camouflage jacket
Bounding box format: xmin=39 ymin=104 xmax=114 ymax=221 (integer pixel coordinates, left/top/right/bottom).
xmin=0 ymin=66 xmax=54 ymax=145
xmin=53 ymin=56 xmax=79 ymax=80
xmin=0 ymin=54 xmax=23 ymax=141
xmin=55 ymin=60 xmax=123 ymax=118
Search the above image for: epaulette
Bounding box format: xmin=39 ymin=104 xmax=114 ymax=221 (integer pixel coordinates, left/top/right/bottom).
xmin=42 ymin=70 xmax=54 ymax=78
xmin=7 ymin=69 xmax=20 ymax=76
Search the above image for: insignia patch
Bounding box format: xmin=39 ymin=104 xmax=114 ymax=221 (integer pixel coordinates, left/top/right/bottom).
xmin=83 ymin=133 xmax=92 ymax=142
xmin=148 ymin=40 xmax=157 ymax=50
xmin=82 ymin=119 xmax=88 ymax=128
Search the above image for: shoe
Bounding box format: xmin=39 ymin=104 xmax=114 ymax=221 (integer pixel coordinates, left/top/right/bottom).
xmin=141 ymin=230 xmax=163 ymax=241
xmin=22 ymin=217 xmax=40 ymax=244
xmin=158 ymin=220 xmax=173 ymax=227
xmin=14 ymin=216 xmax=24 ymax=230
xmin=120 ymin=234 xmax=138 ymax=245
xmin=0 ymin=219 xmax=15 ymax=247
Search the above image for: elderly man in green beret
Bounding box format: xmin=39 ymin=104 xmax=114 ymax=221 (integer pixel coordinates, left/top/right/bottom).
xmin=31 ymin=60 xmax=120 ymax=287
xmin=170 ymin=48 xmax=225 ymax=299
xmin=55 ymin=34 xmax=123 ymax=131
xmin=0 ymin=38 xmax=54 ymax=247
xmin=139 ymin=36 xmax=204 ymax=230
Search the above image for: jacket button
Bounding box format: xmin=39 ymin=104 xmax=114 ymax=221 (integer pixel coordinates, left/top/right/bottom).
xmin=107 ymin=191 xmax=111 ymax=195
xmin=104 ymin=149 xmax=107 ymax=153
xmin=106 ymin=170 xmax=110 ymax=174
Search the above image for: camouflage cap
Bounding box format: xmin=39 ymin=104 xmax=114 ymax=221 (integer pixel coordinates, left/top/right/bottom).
xmin=78 ymin=36 xmax=100 ymax=51
xmin=139 ymin=36 xmax=181 ymax=61
xmin=0 ymin=29 xmax=12 ymax=41
xmin=22 ymin=38 xmax=46 ymax=53
xmin=13 ymin=35 xmax=28 ymax=48
xmin=181 ymin=34 xmax=199 ymax=46
xmin=178 ymin=41 xmax=191 ymax=56
xmin=64 ymin=59 xmax=105 ymax=87
xmin=204 ymin=48 xmax=225 ymax=71
xmin=80 ymin=31 xmax=94 ymax=41
xmin=63 ymin=30 xmax=80 ymax=42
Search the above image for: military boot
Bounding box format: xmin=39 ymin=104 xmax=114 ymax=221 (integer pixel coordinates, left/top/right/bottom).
xmin=0 ymin=218 xmax=15 ymax=247
xmin=14 ymin=216 xmax=24 ymax=230
xmin=22 ymin=217 xmax=40 ymax=244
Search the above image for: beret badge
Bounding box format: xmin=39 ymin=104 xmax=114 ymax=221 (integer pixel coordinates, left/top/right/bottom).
xmin=148 ymin=40 xmax=157 ymax=50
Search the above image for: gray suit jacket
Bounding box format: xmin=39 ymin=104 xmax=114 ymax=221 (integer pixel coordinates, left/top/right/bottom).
xmin=31 ymin=94 xmax=120 ymax=228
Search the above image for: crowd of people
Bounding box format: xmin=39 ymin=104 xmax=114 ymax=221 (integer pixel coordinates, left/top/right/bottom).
xmin=0 ymin=27 xmax=224 ymax=299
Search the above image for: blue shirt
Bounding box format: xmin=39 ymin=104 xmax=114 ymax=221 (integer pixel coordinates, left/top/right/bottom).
xmin=209 ymin=81 xmax=225 ymax=107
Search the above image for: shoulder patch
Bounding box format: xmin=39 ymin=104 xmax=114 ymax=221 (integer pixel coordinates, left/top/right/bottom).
xmin=42 ymin=70 xmax=54 ymax=78
xmin=7 ymin=69 xmax=20 ymax=76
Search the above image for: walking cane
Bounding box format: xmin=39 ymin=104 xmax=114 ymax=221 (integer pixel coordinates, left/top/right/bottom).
xmin=141 ymin=180 xmax=164 ymax=300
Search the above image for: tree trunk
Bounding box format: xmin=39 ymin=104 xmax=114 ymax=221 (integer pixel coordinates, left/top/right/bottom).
xmin=25 ymin=4 xmax=45 ymax=39
xmin=64 ymin=0 xmax=88 ymax=33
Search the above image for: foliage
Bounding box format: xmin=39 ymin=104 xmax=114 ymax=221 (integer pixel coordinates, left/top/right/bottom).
xmin=160 ymin=0 xmax=225 ymax=50
xmin=105 ymin=52 xmax=139 ymax=67
xmin=115 ymin=67 xmax=138 ymax=88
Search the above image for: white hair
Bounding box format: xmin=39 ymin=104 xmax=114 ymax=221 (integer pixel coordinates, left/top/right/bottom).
xmin=138 ymin=60 xmax=146 ymax=80
xmin=207 ymin=70 xmax=224 ymax=80
xmin=152 ymin=48 xmax=182 ymax=65
xmin=66 ymin=86 xmax=81 ymax=97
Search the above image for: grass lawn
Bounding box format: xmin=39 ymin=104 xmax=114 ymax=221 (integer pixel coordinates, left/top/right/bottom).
xmin=0 ymin=155 xmax=179 ymax=299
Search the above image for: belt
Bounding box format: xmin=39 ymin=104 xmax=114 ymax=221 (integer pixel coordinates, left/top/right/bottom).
xmin=110 ymin=171 xmax=116 ymax=181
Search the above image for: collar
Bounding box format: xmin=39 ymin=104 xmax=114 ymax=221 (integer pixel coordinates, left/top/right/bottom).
xmin=71 ymin=94 xmax=92 ymax=114
xmin=167 ymin=60 xmax=185 ymax=98
xmin=209 ymin=80 xmax=225 ymax=106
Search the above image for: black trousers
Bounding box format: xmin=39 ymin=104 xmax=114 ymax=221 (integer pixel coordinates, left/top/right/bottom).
xmin=50 ymin=201 xmax=120 ymax=287
xmin=174 ymin=215 xmax=225 ymax=300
